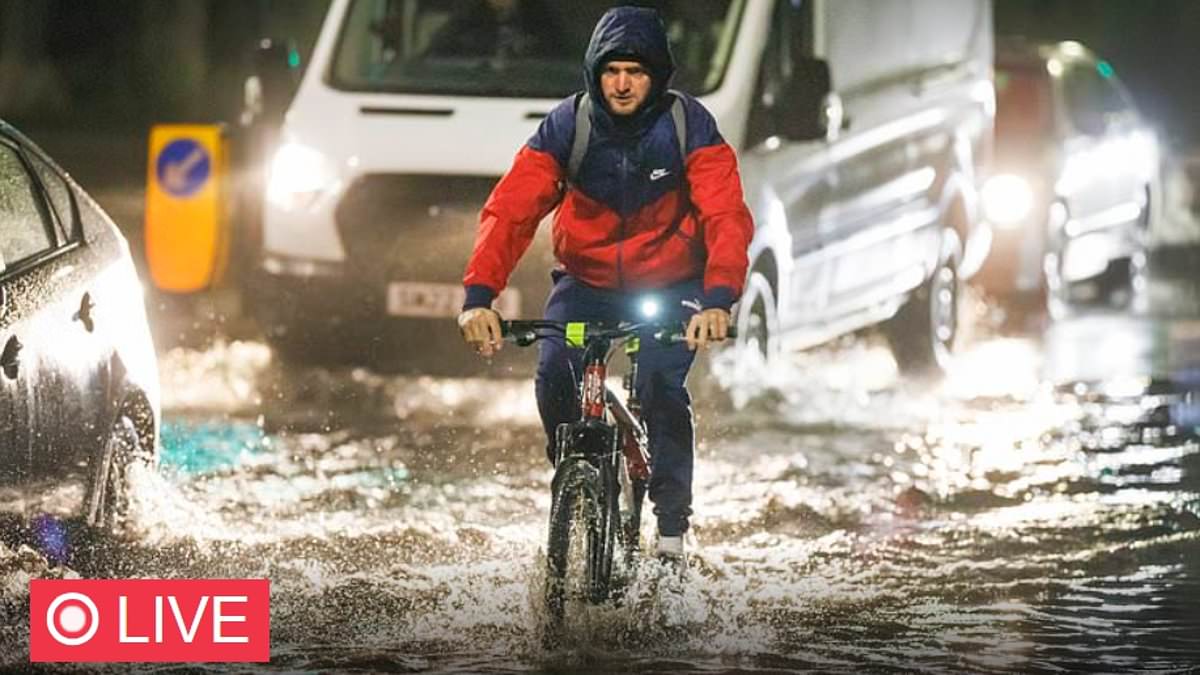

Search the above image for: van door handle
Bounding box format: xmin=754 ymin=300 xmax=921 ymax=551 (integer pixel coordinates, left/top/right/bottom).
xmin=74 ymin=292 xmax=95 ymax=332
xmin=1 ymin=335 xmax=21 ymax=379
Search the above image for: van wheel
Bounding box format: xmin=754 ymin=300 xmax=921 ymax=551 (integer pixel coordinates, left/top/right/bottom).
xmin=733 ymin=271 xmax=780 ymax=372
xmin=885 ymin=230 xmax=961 ymax=376
xmin=86 ymin=415 xmax=148 ymax=536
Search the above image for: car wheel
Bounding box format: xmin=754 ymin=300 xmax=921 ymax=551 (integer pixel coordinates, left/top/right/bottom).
xmin=87 ymin=415 xmax=149 ymax=536
xmin=1034 ymin=199 xmax=1073 ymax=320
xmin=1100 ymin=250 xmax=1148 ymax=313
xmin=1043 ymin=249 xmax=1070 ymax=321
xmin=1107 ymin=192 xmax=1151 ymax=312
xmin=885 ymin=230 xmax=962 ymax=376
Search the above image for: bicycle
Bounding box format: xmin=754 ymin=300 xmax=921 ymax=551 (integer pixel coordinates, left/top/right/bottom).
xmin=500 ymin=318 xmax=734 ymax=632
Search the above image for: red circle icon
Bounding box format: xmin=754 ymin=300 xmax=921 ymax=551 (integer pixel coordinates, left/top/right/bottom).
xmin=45 ymin=592 xmax=100 ymax=646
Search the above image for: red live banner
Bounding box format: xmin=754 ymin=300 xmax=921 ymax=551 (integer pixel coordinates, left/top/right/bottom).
xmin=30 ymin=579 xmax=270 ymax=663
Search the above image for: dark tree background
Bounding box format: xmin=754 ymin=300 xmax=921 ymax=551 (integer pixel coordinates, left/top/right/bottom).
xmin=994 ymin=0 xmax=1200 ymax=146
xmin=0 ymin=1 xmax=1196 ymax=143
xmin=0 ymin=0 xmax=1192 ymax=306
xmin=0 ymin=0 xmax=328 ymax=130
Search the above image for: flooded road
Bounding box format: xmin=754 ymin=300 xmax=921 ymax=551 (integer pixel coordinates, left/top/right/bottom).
xmin=2 ymin=260 xmax=1200 ymax=673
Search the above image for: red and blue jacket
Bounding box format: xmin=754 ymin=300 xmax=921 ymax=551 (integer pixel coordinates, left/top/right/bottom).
xmin=463 ymin=6 xmax=754 ymax=311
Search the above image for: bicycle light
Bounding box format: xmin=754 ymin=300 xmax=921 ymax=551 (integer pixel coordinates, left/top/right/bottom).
xmin=639 ymin=298 xmax=660 ymax=319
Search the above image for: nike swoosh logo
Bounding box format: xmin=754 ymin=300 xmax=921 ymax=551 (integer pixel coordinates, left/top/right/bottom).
xmin=649 ymin=168 xmax=671 ymax=181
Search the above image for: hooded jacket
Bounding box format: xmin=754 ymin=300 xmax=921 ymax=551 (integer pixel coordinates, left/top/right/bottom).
xmin=463 ymin=6 xmax=753 ymax=311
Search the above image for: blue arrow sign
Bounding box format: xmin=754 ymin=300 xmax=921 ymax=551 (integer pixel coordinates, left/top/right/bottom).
xmin=156 ymin=138 xmax=211 ymax=198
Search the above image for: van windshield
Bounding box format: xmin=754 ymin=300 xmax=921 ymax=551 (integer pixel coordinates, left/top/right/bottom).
xmin=330 ymin=0 xmax=745 ymax=98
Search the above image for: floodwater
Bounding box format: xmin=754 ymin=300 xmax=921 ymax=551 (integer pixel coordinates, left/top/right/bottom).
xmin=2 ymin=260 xmax=1199 ymax=673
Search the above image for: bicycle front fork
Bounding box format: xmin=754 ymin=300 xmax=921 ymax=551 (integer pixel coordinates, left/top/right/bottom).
xmin=554 ymin=419 xmax=618 ymax=467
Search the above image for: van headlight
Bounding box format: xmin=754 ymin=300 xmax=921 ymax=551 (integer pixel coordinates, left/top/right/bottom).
xmin=981 ymin=174 xmax=1035 ymax=228
xmin=266 ymin=142 xmax=337 ymax=211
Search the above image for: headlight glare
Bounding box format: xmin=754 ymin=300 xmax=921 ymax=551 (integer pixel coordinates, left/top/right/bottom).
xmin=266 ymin=143 xmax=335 ymax=211
xmin=982 ymin=174 xmax=1035 ymax=228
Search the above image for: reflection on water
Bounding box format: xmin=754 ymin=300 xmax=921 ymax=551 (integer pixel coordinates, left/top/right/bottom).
xmin=160 ymin=418 xmax=270 ymax=475
xmin=1 ymin=277 xmax=1199 ymax=672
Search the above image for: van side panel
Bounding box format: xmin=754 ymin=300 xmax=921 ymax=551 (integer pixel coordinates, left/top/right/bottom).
xmin=817 ymin=0 xmax=992 ymax=322
xmin=822 ymin=1 xmax=917 ymax=93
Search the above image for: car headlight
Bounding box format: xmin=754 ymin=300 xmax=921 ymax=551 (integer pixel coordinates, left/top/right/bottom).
xmin=981 ymin=174 xmax=1035 ymax=228
xmin=266 ymin=142 xmax=337 ymax=211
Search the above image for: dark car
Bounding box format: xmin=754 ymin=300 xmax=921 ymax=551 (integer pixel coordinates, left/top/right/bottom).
xmin=976 ymin=39 xmax=1157 ymax=317
xmin=0 ymin=122 xmax=160 ymax=536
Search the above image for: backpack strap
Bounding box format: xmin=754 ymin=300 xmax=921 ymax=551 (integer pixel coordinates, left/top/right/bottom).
xmin=668 ymin=90 xmax=691 ymax=222
xmin=647 ymin=90 xmax=697 ymax=248
xmin=568 ymin=93 xmax=591 ymax=183
xmin=668 ymin=89 xmax=687 ymax=162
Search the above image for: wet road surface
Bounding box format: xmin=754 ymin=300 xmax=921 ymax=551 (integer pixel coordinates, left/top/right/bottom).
xmin=1 ymin=254 xmax=1199 ymax=673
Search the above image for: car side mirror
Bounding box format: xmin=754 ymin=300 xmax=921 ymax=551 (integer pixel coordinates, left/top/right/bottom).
xmin=779 ymin=57 xmax=836 ymax=142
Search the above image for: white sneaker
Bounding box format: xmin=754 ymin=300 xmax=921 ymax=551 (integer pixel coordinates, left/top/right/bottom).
xmin=655 ymin=535 xmax=686 ymax=559
xmin=654 ymin=534 xmax=688 ymax=580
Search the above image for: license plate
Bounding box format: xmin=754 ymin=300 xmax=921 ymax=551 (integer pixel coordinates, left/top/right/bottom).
xmin=386 ymin=281 xmax=521 ymax=318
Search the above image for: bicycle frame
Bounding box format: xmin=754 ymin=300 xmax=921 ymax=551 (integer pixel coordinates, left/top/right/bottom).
xmin=502 ymin=318 xmax=732 ymax=478
xmin=559 ymin=324 xmax=650 ymax=482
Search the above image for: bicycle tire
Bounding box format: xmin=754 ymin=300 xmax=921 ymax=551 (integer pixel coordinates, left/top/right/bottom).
xmin=545 ymin=457 xmax=617 ymax=627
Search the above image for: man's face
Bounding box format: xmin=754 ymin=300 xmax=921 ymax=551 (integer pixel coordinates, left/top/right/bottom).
xmin=600 ymin=60 xmax=651 ymax=116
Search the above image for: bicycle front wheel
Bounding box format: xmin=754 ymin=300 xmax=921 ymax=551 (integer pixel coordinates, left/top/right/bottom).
xmin=545 ymin=457 xmax=616 ymax=628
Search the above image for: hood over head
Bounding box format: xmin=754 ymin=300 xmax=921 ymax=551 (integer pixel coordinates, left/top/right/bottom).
xmin=583 ymin=6 xmax=676 ymax=130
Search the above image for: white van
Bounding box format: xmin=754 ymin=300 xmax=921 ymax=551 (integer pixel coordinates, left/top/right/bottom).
xmin=250 ymin=0 xmax=993 ymax=374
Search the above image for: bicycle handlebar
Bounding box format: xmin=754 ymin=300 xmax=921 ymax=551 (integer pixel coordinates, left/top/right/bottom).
xmin=500 ymin=320 xmax=736 ymax=347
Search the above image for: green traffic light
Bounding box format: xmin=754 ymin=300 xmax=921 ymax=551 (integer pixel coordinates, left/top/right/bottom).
xmin=1097 ymin=60 xmax=1114 ymax=79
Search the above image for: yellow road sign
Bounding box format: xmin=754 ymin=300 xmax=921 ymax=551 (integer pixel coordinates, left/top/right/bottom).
xmin=144 ymin=125 xmax=229 ymax=293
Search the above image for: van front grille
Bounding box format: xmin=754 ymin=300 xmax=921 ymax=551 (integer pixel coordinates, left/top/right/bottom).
xmin=334 ymin=174 xmax=497 ymax=281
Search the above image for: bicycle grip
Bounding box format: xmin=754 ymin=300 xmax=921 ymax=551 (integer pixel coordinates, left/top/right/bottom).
xmin=499 ymin=321 xmax=536 ymax=346
xmin=504 ymin=330 xmax=538 ymax=347
xmin=653 ymin=324 xmax=738 ymax=345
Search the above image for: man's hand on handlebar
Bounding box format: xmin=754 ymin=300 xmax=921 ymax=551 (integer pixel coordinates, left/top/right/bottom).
xmin=685 ymin=308 xmax=731 ymax=351
xmin=458 ymin=307 xmax=503 ymax=358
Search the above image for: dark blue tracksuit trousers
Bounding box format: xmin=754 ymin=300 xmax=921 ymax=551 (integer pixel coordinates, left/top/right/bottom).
xmin=535 ymin=272 xmax=700 ymax=537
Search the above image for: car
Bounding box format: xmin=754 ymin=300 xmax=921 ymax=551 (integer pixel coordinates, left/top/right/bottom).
xmin=0 ymin=121 xmax=160 ymax=539
xmin=975 ymin=38 xmax=1157 ymax=317
xmin=240 ymin=0 xmax=993 ymax=376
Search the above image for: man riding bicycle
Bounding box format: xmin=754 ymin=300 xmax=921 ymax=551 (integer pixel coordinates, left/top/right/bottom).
xmin=459 ymin=6 xmax=754 ymax=563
